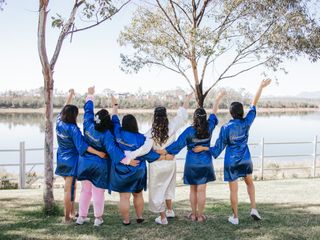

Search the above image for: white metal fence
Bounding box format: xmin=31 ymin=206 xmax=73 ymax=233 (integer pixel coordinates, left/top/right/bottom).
xmin=0 ymin=136 xmax=319 ymax=189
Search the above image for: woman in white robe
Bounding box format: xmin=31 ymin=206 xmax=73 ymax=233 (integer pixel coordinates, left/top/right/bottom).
xmin=146 ymin=94 xmax=192 ymax=225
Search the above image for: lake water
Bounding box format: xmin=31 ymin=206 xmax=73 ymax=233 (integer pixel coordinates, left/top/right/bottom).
xmin=0 ymin=110 xmax=320 ymax=175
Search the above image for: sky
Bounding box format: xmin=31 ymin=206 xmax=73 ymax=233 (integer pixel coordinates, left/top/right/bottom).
xmin=0 ymin=0 xmax=319 ymax=96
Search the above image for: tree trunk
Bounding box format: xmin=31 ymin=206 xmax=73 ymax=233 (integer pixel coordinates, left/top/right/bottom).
xmin=43 ymin=69 xmax=54 ymax=211
xmin=38 ymin=0 xmax=54 ymax=212
xmin=195 ymin=83 xmax=205 ymax=108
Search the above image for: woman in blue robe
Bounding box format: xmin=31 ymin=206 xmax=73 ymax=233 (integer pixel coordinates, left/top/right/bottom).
xmin=55 ymin=89 xmax=106 ymax=224
xmin=193 ymin=79 xmax=271 ymax=225
xmin=76 ymin=87 xmax=138 ymax=227
xmin=158 ymin=92 xmax=225 ymax=222
xmin=110 ymin=95 xmax=173 ymax=225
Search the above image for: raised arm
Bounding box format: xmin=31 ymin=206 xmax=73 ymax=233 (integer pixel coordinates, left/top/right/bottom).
xmin=182 ymin=92 xmax=193 ymax=109
xmin=251 ymin=79 xmax=272 ymax=106
xmin=111 ymin=95 xmax=118 ymax=116
xmin=64 ymin=89 xmax=75 ymax=106
xmin=84 ymin=86 xmax=95 ymax=128
xmin=212 ymin=90 xmax=226 ymax=115
xmin=169 ymin=93 xmax=191 ymax=134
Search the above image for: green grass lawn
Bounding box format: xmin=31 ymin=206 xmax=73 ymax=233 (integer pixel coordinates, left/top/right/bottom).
xmin=0 ymin=195 xmax=319 ymax=240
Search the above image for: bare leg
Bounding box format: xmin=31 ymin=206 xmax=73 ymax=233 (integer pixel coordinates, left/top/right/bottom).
xmin=71 ymin=181 xmax=77 ymax=218
xmin=160 ymin=211 xmax=166 ymax=220
xmin=244 ymin=175 xmax=256 ymax=209
xmin=64 ymin=177 xmax=73 ymax=222
xmin=189 ymin=185 xmax=197 ymax=219
xmin=132 ymin=192 xmax=144 ymax=219
xmin=197 ymin=184 xmax=207 ymax=221
xmin=119 ymin=192 xmax=131 ymax=224
xmin=165 ymin=199 xmax=173 ymax=211
xmin=229 ymin=180 xmax=238 ymax=218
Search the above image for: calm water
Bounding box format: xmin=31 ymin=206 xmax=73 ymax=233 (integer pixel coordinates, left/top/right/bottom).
xmin=0 ymin=111 xmax=320 ymax=174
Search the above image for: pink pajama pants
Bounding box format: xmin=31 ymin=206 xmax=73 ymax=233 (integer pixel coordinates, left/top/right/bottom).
xmin=78 ymin=180 xmax=105 ymax=218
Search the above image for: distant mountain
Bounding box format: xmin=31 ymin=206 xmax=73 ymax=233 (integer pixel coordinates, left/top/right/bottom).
xmin=297 ymin=91 xmax=320 ymax=99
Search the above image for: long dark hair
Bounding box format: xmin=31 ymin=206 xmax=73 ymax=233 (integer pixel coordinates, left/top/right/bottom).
xmin=193 ymin=108 xmax=209 ymax=139
xmin=122 ymin=114 xmax=139 ymax=133
xmin=229 ymin=102 xmax=244 ymax=120
xmin=151 ymin=106 xmax=169 ymax=145
xmin=61 ymin=105 xmax=78 ymax=124
xmin=94 ymin=109 xmax=113 ymax=132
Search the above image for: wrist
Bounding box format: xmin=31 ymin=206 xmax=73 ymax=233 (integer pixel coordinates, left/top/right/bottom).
xmin=86 ymin=95 xmax=94 ymax=102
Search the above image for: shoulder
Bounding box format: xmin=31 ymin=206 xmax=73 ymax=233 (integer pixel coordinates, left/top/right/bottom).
xmin=69 ymin=123 xmax=81 ymax=133
xmin=184 ymin=126 xmax=195 ymax=136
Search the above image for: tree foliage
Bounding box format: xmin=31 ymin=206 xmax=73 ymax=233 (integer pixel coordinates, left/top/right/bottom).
xmin=0 ymin=0 xmax=6 ymax=11
xmin=119 ymin=0 xmax=320 ymax=107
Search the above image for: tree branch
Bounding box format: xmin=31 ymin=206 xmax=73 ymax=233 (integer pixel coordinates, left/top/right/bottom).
xmin=171 ymin=1 xmax=192 ymax=23
xmin=168 ymin=54 xmax=195 ymax=91
xmin=50 ymin=0 xmax=84 ymax=70
xmin=68 ymin=0 xmax=130 ymax=34
xmin=204 ymin=57 xmax=273 ymax=96
xmin=155 ymin=0 xmax=189 ymax=49
xmin=38 ymin=0 xmax=50 ymax=72
xmin=169 ymin=0 xmax=181 ymax=32
xmin=196 ymin=0 xmax=212 ymax=27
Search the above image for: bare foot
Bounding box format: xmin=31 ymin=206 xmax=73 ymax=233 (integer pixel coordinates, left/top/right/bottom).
xmin=197 ymin=215 xmax=207 ymax=223
xmin=186 ymin=213 xmax=197 ymax=221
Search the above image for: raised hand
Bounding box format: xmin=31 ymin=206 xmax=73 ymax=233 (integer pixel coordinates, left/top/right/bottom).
xmin=260 ymin=79 xmax=272 ymax=88
xmin=183 ymin=92 xmax=193 ymax=109
xmin=216 ymin=89 xmax=226 ymax=99
xmin=212 ymin=89 xmax=226 ymax=114
xmin=88 ymin=86 xmax=95 ymax=95
xmin=252 ymin=79 xmax=272 ymax=106
xmin=111 ymin=95 xmax=118 ymax=106
xmin=65 ymin=89 xmax=75 ymax=105
xmin=68 ymin=89 xmax=75 ymax=96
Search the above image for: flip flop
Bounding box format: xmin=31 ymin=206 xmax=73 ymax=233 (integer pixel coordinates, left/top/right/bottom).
xmin=136 ymin=218 xmax=145 ymax=224
xmin=122 ymin=221 xmax=131 ymax=226
xmin=185 ymin=213 xmax=197 ymax=221
xmin=197 ymin=215 xmax=207 ymax=222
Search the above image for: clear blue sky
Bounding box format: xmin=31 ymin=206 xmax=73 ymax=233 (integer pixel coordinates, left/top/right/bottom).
xmin=0 ymin=0 xmax=319 ymax=96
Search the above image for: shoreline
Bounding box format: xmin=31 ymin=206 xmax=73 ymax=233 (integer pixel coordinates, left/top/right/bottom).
xmin=0 ymin=107 xmax=318 ymax=114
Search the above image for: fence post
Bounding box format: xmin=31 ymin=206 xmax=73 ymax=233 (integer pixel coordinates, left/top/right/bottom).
xmin=313 ymin=135 xmax=317 ymax=178
xmin=260 ymin=137 xmax=265 ymax=180
xmin=19 ymin=141 xmax=26 ymax=189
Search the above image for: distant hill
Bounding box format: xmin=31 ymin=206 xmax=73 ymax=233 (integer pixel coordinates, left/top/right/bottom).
xmin=296 ymin=91 xmax=320 ymax=99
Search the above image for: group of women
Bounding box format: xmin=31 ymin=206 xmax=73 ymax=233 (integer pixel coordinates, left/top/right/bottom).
xmin=55 ymin=79 xmax=271 ymax=226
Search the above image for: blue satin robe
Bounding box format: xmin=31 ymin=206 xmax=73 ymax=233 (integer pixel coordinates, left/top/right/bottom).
xmin=166 ymin=114 xmax=218 ymax=185
xmin=55 ymin=113 xmax=88 ymax=177
xmin=77 ymin=100 xmax=127 ymax=190
xmin=110 ymin=115 xmax=160 ymax=193
xmin=210 ymin=106 xmax=256 ymax=181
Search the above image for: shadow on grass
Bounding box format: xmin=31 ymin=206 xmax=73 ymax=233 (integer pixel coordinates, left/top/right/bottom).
xmin=0 ymin=198 xmax=319 ymax=240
